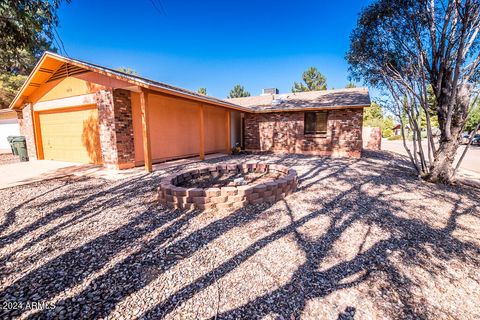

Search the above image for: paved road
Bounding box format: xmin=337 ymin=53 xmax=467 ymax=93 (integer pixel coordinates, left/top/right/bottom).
xmin=381 ymin=140 xmax=480 ymax=174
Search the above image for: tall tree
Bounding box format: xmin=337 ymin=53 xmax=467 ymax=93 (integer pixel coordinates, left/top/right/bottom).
xmin=228 ymin=85 xmax=250 ymax=98
xmin=363 ymin=102 xmax=384 ymax=127
xmin=0 ymin=0 xmax=67 ymax=74
xmin=0 ymin=73 xmax=27 ymax=109
xmin=347 ymin=0 xmax=480 ymax=183
xmin=465 ymin=100 xmax=480 ymax=133
xmin=0 ymin=0 xmax=68 ymax=108
xmin=292 ymin=67 xmax=327 ymax=92
xmin=383 ymin=116 xmax=395 ymax=138
xmin=198 ymin=87 xmax=207 ymax=95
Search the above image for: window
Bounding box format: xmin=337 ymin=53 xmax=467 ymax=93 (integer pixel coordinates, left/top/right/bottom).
xmin=304 ymin=111 xmax=328 ymax=134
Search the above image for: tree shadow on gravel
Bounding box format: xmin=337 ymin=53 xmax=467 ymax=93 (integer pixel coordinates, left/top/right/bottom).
xmin=138 ymin=151 xmax=479 ymax=319
xmin=23 ymin=202 xmax=279 ymax=318
xmin=0 ymin=181 xmax=71 ymax=237
xmin=0 ymin=172 xmax=200 ymax=318
xmin=0 ymin=174 xmax=163 ymax=270
xmin=1 ymin=151 xmax=478 ymax=319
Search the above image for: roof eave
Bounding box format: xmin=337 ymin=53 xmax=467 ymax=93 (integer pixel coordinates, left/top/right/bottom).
xmin=249 ymin=104 xmax=371 ymax=113
xmin=9 ymin=51 xmax=252 ymax=113
xmin=9 ymin=52 xmax=51 ymax=110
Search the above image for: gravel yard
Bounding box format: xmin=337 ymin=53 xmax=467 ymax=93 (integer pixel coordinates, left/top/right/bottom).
xmin=0 ymin=151 xmax=479 ymax=319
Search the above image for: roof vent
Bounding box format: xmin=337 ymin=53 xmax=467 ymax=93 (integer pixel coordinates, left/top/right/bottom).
xmin=47 ymin=63 xmax=88 ymax=82
xmin=272 ymin=94 xmax=289 ymax=105
xmin=262 ymin=88 xmax=279 ymax=95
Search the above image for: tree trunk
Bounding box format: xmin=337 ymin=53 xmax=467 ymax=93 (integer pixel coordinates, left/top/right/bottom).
xmin=427 ymin=83 xmax=471 ymax=184
xmin=427 ymin=138 xmax=459 ymax=183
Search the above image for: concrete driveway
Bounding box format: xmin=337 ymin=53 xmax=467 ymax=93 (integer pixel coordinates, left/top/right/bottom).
xmin=0 ymin=153 xmax=230 ymax=190
xmin=381 ymin=140 xmax=480 ymax=174
xmin=0 ymin=160 xmax=101 ymax=190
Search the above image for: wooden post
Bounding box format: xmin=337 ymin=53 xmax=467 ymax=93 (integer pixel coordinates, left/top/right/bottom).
xmin=226 ymin=110 xmax=231 ymax=154
xmin=199 ymin=104 xmax=205 ymax=160
xmin=140 ymin=88 xmax=152 ymax=172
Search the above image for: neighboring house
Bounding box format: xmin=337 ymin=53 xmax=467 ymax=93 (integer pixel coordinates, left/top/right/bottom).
xmin=393 ymin=124 xmax=410 ymax=136
xmin=0 ymin=109 xmax=20 ymax=153
xmin=9 ymin=52 xmax=370 ymax=171
xmin=226 ymin=88 xmax=370 ymax=158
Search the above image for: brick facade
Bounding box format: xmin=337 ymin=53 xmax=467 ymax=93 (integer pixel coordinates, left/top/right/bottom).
xmin=95 ymin=89 xmax=135 ymax=169
xmin=362 ymin=127 xmax=382 ymax=151
xmin=244 ymin=109 xmax=364 ymax=158
xmin=18 ymin=104 xmax=37 ymax=160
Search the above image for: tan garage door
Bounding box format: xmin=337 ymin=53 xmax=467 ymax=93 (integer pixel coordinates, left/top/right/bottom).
xmin=38 ymin=106 xmax=102 ymax=164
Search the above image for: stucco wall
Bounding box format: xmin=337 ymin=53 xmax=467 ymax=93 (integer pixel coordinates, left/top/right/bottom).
xmin=132 ymin=93 xmax=230 ymax=164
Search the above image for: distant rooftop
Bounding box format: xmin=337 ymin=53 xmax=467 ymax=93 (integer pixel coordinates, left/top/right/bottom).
xmin=225 ymin=87 xmax=371 ymax=112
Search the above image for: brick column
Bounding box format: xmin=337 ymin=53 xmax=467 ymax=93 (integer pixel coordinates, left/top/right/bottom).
xmin=19 ymin=104 xmax=37 ymax=160
xmin=244 ymin=113 xmax=261 ymax=150
xmin=95 ymin=89 xmax=135 ymax=170
xmin=113 ymin=89 xmax=135 ymax=167
xmin=362 ymin=127 xmax=382 ymax=150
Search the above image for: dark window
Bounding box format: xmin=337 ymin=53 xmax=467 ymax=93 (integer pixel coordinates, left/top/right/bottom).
xmin=304 ymin=112 xmax=328 ymax=134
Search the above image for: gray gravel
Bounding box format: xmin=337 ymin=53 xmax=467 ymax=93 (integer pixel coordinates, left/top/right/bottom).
xmin=0 ymin=151 xmax=479 ymax=319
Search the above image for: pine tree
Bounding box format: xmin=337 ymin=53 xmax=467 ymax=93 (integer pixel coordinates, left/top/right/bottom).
xmin=228 ymin=85 xmax=250 ymax=98
xmin=292 ymin=67 xmax=327 ymax=92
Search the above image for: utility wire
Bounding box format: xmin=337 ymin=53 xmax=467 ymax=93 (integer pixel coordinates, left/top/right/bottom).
xmin=148 ymin=0 xmax=166 ymax=16
xmin=54 ymin=27 xmax=69 ymax=57
xmin=155 ymin=0 xmax=167 ymax=15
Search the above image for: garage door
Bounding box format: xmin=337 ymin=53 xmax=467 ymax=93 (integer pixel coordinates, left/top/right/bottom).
xmin=38 ymin=106 xmax=102 ymax=164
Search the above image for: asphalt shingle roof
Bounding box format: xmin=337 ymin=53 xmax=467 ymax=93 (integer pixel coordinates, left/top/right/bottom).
xmin=225 ymin=88 xmax=371 ymax=112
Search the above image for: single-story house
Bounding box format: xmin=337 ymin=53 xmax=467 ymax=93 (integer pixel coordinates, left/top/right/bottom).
xmin=9 ymin=52 xmax=370 ymax=171
xmin=0 ymin=109 xmax=20 ymax=152
xmin=393 ymin=124 xmax=410 ymax=136
xmin=226 ymin=88 xmax=370 ymax=158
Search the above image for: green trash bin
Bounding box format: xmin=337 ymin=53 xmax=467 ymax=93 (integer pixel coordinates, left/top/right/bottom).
xmin=7 ymin=136 xmax=18 ymax=155
xmin=12 ymin=136 xmax=29 ymax=162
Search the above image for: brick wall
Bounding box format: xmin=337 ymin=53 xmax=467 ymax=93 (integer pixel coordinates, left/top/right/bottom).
xmin=158 ymin=163 xmax=297 ymax=210
xmin=112 ymin=89 xmax=135 ymax=165
xmin=18 ymin=104 xmax=37 ymax=160
xmin=244 ymin=109 xmax=364 ymax=158
xmin=362 ymin=127 xmax=382 ymax=150
xmin=95 ymin=89 xmax=135 ymax=169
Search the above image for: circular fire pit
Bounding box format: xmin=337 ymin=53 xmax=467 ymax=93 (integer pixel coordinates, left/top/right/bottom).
xmin=158 ymin=163 xmax=297 ymax=210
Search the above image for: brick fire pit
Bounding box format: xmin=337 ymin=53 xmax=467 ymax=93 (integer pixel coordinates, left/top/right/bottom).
xmin=158 ymin=163 xmax=297 ymax=210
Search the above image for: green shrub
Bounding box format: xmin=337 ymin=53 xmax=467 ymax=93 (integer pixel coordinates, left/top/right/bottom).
xmin=382 ymin=127 xmax=394 ymax=138
xmin=388 ymin=135 xmax=402 ymax=141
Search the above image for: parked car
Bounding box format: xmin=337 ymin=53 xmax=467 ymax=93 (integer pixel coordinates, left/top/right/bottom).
xmin=461 ymin=133 xmax=470 ymax=144
xmin=472 ymin=134 xmax=480 ymax=145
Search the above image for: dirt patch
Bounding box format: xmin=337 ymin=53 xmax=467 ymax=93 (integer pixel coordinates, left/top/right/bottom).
xmin=177 ymin=171 xmax=282 ymax=188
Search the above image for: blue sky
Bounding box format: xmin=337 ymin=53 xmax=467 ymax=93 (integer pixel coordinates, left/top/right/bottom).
xmin=56 ymin=0 xmax=374 ymax=98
